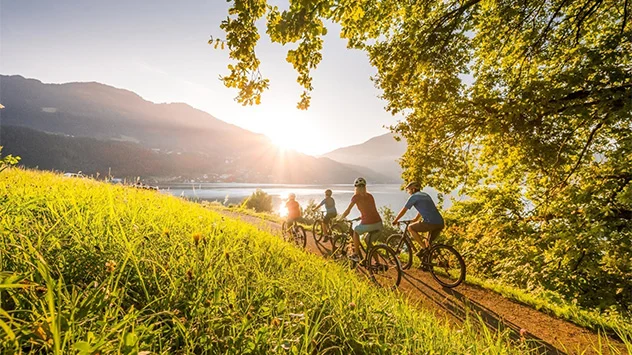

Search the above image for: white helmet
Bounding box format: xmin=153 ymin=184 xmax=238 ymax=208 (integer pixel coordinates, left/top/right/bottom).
xmin=354 ymin=177 xmax=367 ymax=187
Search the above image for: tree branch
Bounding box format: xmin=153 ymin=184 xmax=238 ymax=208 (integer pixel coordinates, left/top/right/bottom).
xmin=559 ymin=117 xmax=606 ymax=187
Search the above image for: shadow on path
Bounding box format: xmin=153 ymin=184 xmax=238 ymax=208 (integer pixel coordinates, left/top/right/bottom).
xmin=402 ymin=272 xmax=566 ymax=355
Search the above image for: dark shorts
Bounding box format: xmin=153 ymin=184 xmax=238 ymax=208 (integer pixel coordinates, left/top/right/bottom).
xmin=409 ymin=222 xmax=444 ymax=243
xmin=324 ymin=212 xmax=337 ymax=223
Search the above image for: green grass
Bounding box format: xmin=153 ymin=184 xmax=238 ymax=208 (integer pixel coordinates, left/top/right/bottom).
xmin=202 ymin=201 xmax=284 ymax=224
xmin=0 ymin=168 xmax=538 ymax=354
xmin=2 ymin=169 xmax=630 ymax=354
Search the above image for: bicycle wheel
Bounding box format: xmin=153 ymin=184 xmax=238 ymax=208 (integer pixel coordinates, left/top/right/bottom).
xmin=293 ymin=225 xmax=307 ymax=249
xmin=366 ymin=244 xmax=402 ymax=289
xmin=427 ymin=244 xmax=466 ymax=288
xmin=281 ymin=222 xmax=288 ymax=241
xmin=386 ymin=234 xmax=413 ymax=270
xmin=312 ymin=220 xmax=324 ymax=242
xmin=330 ymin=233 xmax=348 ymax=260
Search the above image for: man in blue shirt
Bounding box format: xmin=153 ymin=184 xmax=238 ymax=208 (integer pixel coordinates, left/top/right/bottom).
xmin=392 ymin=181 xmax=445 ymax=259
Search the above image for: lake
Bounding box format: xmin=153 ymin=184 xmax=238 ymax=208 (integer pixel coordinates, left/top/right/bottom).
xmin=158 ymin=183 xmax=441 ymax=220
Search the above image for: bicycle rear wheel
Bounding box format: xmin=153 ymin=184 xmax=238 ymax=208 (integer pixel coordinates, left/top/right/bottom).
xmin=427 ymin=244 xmax=466 ymax=288
xmin=367 ymin=244 xmax=402 ymax=289
xmin=386 ymin=234 xmax=413 ymax=270
xmin=312 ymin=220 xmax=324 ymax=242
xmin=293 ymin=225 xmax=307 ymax=249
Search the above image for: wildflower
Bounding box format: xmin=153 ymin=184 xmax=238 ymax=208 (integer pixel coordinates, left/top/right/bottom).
xmin=271 ymin=317 xmax=282 ymax=327
xmin=348 ymin=302 xmax=356 ymax=309
xmin=163 ymin=228 xmax=170 ymax=238
xmin=192 ymin=233 xmax=202 ymax=246
xmin=105 ymin=260 xmax=117 ymax=273
xmin=33 ymin=323 xmax=48 ymax=341
xmin=186 ymin=269 xmax=193 ymax=281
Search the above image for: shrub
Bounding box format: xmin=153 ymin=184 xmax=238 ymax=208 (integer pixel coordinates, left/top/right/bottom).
xmin=242 ymin=189 xmax=273 ymax=212
xmin=0 ymin=146 xmax=20 ymax=173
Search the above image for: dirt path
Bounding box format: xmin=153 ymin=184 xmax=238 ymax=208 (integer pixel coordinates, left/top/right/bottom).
xmin=217 ymin=210 xmax=628 ymax=355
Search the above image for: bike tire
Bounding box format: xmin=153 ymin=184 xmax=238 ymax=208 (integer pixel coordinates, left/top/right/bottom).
xmin=281 ymin=221 xmax=288 ymax=241
xmin=367 ymin=244 xmax=402 ymax=289
xmin=330 ymin=233 xmax=348 ymax=260
xmin=427 ymin=244 xmax=466 ymax=288
xmin=386 ymin=234 xmax=414 ymax=270
xmin=312 ymin=220 xmax=324 ymax=242
xmin=294 ymin=225 xmax=307 ymax=249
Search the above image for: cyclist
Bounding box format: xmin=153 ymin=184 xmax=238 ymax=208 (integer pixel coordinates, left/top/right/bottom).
xmin=392 ymin=181 xmax=444 ymax=262
xmin=312 ymin=189 xmax=337 ymax=241
xmin=285 ymin=193 xmax=302 ymax=229
xmin=338 ymin=177 xmax=383 ymax=264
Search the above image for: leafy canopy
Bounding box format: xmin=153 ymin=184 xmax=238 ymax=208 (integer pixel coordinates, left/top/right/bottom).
xmin=217 ymin=0 xmax=632 ymax=313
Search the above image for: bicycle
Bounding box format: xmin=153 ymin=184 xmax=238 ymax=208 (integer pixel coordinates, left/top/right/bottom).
xmin=329 ymin=217 xmax=403 ymax=289
xmin=311 ymin=211 xmax=337 ymax=243
xmin=281 ymin=220 xmax=307 ymax=248
xmin=387 ymin=220 xmax=466 ymax=288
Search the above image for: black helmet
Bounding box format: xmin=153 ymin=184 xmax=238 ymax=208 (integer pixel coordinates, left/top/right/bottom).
xmin=406 ymin=181 xmax=420 ymax=190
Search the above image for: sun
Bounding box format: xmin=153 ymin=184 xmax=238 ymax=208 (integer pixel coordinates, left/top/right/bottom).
xmin=260 ymin=108 xmax=322 ymax=155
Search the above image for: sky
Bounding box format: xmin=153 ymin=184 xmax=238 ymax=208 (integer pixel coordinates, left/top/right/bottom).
xmin=0 ymin=0 xmax=401 ymax=155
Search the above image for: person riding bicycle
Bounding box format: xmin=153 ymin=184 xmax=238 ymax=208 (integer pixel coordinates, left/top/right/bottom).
xmin=392 ymin=181 xmax=444 ymax=262
xmin=285 ymin=193 xmax=302 ymax=228
xmin=312 ymin=189 xmax=337 ymax=241
xmin=338 ymin=177 xmax=383 ymax=264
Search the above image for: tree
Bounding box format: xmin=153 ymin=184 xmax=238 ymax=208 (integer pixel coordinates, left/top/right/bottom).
xmin=216 ymin=0 xmax=632 ymax=312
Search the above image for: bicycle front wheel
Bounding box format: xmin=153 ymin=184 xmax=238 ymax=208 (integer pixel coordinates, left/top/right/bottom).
xmin=367 ymin=244 xmax=402 ymax=289
xmin=330 ymin=233 xmax=348 ymax=260
xmin=427 ymin=244 xmax=466 ymax=288
xmin=386 ymin=234 xmax=413 ymax=270
xmin=293 ymin=226 xmax=307 ymax=249
xmin=312 ymin=220 xmax=324 ymax=242
xmin=281 ymin=222 xmax=288 ymax=241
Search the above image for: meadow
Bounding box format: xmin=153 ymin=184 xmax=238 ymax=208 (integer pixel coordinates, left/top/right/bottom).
xmin=0 ymin=168 xmax=533 ymax=354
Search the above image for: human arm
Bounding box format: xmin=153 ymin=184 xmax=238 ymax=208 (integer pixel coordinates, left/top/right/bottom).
xmin=339 ymin=199 xmax=356 ymax=220
xmin=392 ymin=206 xmax=408 ymax=225
xmin=313 ymin=199 xmax=325 ymax=211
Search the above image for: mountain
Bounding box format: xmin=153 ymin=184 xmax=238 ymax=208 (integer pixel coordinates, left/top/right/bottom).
xmin=323 ymin=133 xmax=407 ymax=181
xmin=0 ymin=74 xmax=390 ymax=183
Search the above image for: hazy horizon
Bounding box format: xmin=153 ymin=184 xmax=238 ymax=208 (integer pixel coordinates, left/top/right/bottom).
xmin=0 ymin=1 xmax=402 ymax=155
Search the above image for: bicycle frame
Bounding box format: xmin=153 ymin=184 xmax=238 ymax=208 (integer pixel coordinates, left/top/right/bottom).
xmin=394 ymin=221 xmax=420 ymax=254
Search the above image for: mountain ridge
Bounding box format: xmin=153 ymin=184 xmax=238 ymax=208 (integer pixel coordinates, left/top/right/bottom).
xmin=0 ymin=74 xmax=393 ymax=183
xmin=322 ymin=132 xmax=407 ymax=181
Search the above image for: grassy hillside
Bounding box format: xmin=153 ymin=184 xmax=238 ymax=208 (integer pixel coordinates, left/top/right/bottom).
xmin=0 ymin=168 xmax=530 ymax=354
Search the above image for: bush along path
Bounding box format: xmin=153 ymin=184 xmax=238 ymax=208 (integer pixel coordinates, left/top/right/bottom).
xmin=1 ymin=168 xmax=544 ymax=354
xmin=213 ymin=208 xmax=631 ymax=355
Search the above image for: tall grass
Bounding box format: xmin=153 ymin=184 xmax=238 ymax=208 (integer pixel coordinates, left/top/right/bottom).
xmin=0 ymin=169 xmax=615 ymax=354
